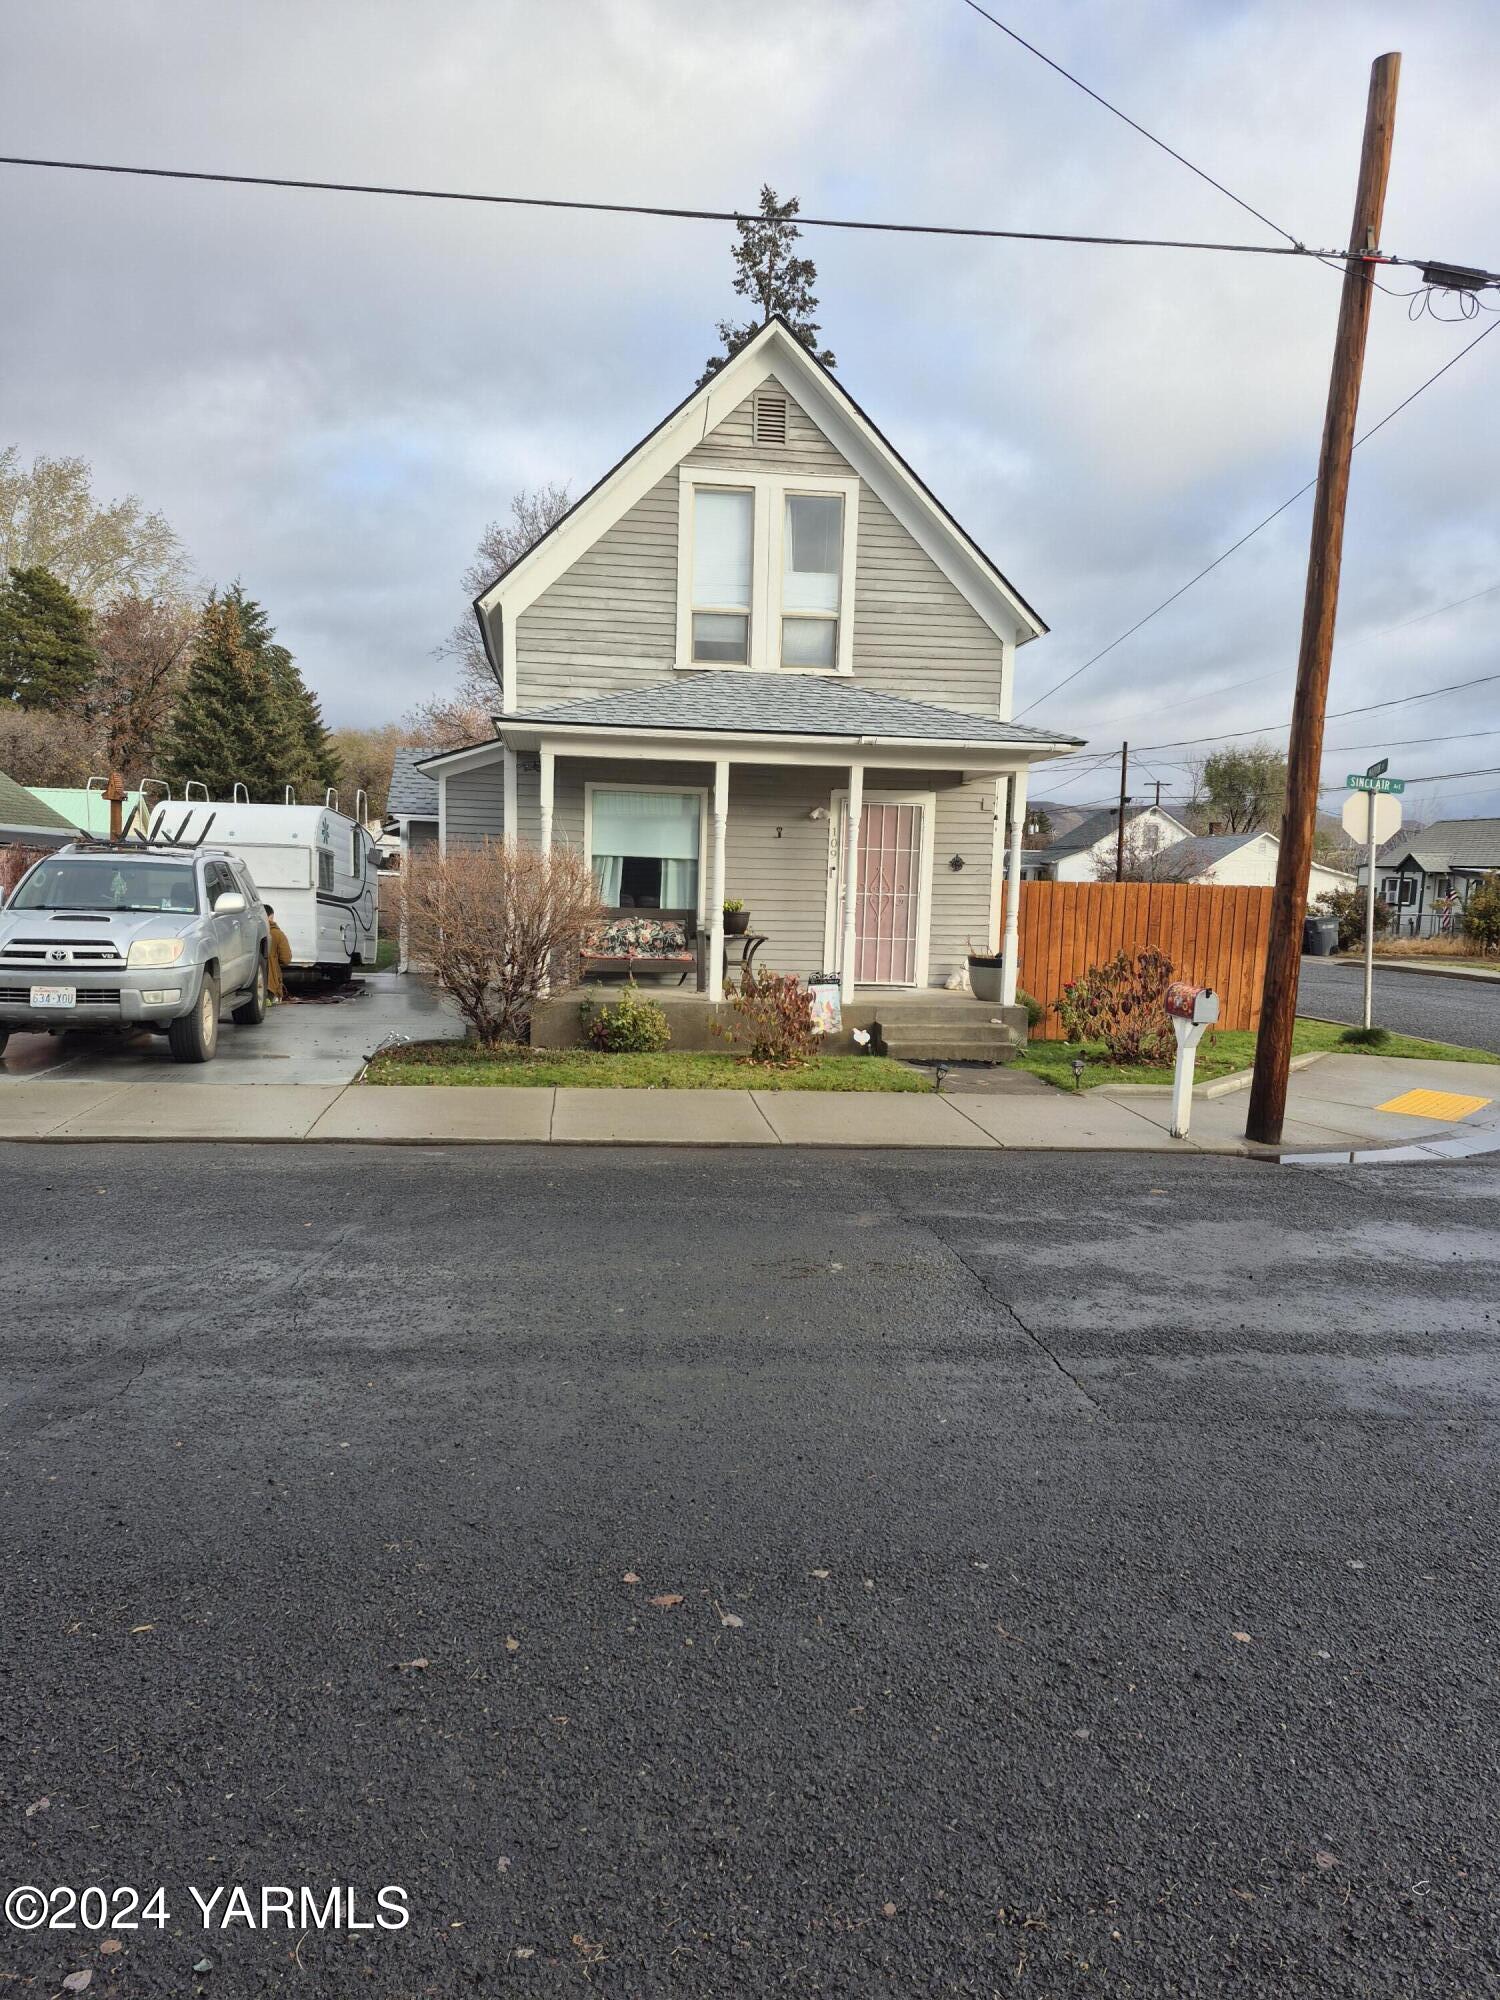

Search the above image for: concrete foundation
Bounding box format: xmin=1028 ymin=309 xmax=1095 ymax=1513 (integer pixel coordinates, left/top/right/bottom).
xmin=529 ymin=982 xmax=1028 ymax=1060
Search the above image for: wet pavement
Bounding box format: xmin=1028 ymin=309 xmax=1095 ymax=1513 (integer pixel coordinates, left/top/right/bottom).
xmin=0 ymin=970 xmax=462 ymax=1085
xmin=1298 ymin=955 xmax=1500 ymax=1056
xmin=2 ymin=1144 xmax=1497 ymax=1995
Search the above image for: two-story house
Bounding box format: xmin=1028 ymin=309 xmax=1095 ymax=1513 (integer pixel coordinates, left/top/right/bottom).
xmin=419 ymin=319 xmax=1083 ymax=1038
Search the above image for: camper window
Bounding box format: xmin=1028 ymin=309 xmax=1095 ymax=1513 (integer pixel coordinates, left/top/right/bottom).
xmin=317 ymin=850 xmax=334 ymax=892
xmin=349 ymin=831 xmax=362 ymax=880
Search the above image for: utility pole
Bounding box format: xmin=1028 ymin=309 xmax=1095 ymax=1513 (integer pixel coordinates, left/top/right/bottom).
xmin=1115 ymin=742 xmax=1129 ymax=882
xmin=1246 ymin=51 xmax=1400 ymax=1145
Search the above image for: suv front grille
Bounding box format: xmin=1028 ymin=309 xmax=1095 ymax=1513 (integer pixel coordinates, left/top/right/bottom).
xmin=1 ymin=937 xmax=126 ymax=966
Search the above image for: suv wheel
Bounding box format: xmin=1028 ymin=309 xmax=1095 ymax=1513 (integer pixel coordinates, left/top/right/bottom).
xmin=169 ymin=972 xmax=220 ymax=1063
xmin=232 ymin=955 xmax=267 ymax=1026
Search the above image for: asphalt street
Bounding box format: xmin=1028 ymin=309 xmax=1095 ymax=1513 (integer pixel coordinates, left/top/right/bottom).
xmin=1298 ymin=956 xmax=1500 ymax=1055
xmin=3 ymin=1144 xmax=1499 ymax=1997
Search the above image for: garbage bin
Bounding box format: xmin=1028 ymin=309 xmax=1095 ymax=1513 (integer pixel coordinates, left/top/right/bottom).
xmin=1302 ymin=913 xmax=1339 ymax=956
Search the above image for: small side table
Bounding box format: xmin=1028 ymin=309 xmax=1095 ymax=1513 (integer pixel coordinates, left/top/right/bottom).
xmin=721 ymin=932 xmax=768 ymax=981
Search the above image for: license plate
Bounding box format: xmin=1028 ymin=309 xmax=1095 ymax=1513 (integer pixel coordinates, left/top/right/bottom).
xmin=29 ymin=985 xmax=77 ymax=1008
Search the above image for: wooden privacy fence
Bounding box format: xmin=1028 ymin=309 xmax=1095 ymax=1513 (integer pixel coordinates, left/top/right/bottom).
xmin=1011 ymin=882 xmax=1273 ymax=1040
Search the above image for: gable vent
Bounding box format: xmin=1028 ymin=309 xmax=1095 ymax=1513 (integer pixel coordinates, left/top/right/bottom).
xmin=753 ymin=391 xmax=789 ymax=446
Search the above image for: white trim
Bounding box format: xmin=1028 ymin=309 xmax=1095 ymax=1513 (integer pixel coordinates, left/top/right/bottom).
xmin=538 ymin=746 xmax=554 ymax=855
xmin=676 ymin=466 xmax=858 ymax=676
xmin=437 ymin=773 xmax=448 ymax=854
xmin=709 ymin=759 xmax=729 ymax=1002
xmin=582 ymin=778 xmax=710 ymax=915
xmin=473 ymin=323 xmax=1045 ymax=712
xmin=502 ymin=745 xmax=519 ymax=852
xmin=823 ymin=785 xmax=936 ymax=991
xmin=987 ymin=779 xmax=1006 ymax=955
xmin=1000 ymin=767 xmax=1027 ymax=1007
xmin=477 ymin=726 xmax=1075 ymax=771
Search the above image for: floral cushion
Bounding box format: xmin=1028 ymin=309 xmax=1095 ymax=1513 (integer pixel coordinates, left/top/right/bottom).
xmin=584 ymin=917 xmax=690 ymax=959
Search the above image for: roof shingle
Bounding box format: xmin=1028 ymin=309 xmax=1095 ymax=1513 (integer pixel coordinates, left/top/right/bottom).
xmin=514 ymin=673 xmax=1082 ymax=747
xmin=386 ymin=746 xmax=441 ymax=820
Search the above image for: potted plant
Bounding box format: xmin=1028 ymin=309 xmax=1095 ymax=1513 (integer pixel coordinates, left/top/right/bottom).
xmin=966 ymin=939 xmax=1003 ymax=1002
xmin=723 ymin=897 xmax=750 ymax=936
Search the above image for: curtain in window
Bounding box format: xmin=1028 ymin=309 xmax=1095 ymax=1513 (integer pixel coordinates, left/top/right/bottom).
xmin=660 ymin=858 xmax=699 ymax=908
xmin=590 ymin=791 xmax=700 ymax=909
xmin=693 ymin=489 xmax=753 ymax=608
xmin=592 ymin=854 xmax=624 ymax=903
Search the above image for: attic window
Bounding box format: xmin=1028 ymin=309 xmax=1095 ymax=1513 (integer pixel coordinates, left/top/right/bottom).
xmin=753 ymin=391 xmax=788 ymax=446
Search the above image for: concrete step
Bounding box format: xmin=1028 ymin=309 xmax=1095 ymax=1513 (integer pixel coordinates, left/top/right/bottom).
xmin=880 ymin=1031 xmax=1020 ymax=1064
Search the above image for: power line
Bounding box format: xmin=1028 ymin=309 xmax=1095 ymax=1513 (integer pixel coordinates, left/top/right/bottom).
xmin=957 ymin=0 xmax=1301 ymax=247
xmin=1016 ymin=315 xmax=1500 ymax=719
xmin=1319 ymin=761 xmax=1500 ymax=792
xmin=0 ymin=153 xmax=1347 ymax=261
xmin=1130 ymin=667 xmax=1500 ymax=754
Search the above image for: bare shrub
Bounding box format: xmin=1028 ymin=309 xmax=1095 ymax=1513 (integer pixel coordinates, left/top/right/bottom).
xmin=401 ymin=842 xmax=602 ymax=1045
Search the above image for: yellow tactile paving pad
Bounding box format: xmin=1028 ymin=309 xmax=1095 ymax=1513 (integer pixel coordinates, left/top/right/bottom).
xmin=1376 ymin=1088 xmax=1493 ymax=1122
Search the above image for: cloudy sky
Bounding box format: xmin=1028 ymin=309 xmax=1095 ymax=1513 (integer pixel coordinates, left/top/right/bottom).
xmin=3 ymin=0 xmax=1498 ymax=818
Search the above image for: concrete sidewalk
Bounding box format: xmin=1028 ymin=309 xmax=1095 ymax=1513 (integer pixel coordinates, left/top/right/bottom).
xmin=4 ymin=1052 xmax=1499 ymax=1158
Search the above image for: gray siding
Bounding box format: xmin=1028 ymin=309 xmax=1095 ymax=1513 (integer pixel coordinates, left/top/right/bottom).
xmin=443 ymin=764 xmax=506 ymax=847
xmin=514 ymin=375 xmax=1008 ymax=717
xmin=535 ymin=755 xmax=995 ymax=988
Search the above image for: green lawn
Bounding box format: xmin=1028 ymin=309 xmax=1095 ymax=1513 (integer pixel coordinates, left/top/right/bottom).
xmin=365 ymin=1041 xmax=932 ymax=1091
xmin=1013 ymin=1015 xmax=1497 ymax=1091
xmin=370 ymin=935 xmax=400 ymax=970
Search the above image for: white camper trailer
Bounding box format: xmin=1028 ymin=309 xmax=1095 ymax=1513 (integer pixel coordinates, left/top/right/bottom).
xmin=148 ymin=793 xmax=379 ymax=976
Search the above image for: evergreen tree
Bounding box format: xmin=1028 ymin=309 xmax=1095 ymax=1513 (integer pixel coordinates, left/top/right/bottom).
xmin=0 ymin=565 xmax=98 ymax=710
xmin=266 ymin=647 xmax=340 ymax=801
xmin=700 ymin=186 xmax=836 ymax=384
xmin=161 ymin=591 xmax=282 ymax=798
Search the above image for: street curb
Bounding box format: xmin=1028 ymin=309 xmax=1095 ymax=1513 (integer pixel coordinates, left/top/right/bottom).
xmin=1328 ymin=955 xmax=1500 ymax=986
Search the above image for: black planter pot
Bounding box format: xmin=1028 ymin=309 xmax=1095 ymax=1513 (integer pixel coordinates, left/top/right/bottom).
xmin=724 ymin=910 xmax=750 ymax=936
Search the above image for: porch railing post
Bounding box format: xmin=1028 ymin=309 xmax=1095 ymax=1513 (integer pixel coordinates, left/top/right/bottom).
xmin=537 ymin=745 xmax=555 ymax=996
xmin=708 ymin=758 xmax=729 ymax=1003
xmin=840 ymin=761 xmax=863 ymax=1006
xmin=502 ymin=744 xmax=519 ymax=852
xmin=1001 ymin=766 xmax=1028 ymax=1007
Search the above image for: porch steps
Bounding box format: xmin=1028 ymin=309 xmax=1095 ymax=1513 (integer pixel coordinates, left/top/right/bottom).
xmin=873 ymin=1001 xmax=1024 ymax=1067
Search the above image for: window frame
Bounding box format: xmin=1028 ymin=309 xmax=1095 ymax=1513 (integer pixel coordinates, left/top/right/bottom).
xmin=583 ymin=780 xmax=711 ymax=921
xmin=676 ymin=466 xmax=858 ymax=676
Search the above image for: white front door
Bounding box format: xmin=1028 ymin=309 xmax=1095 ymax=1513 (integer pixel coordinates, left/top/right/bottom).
xmin=827 ymin=792 xmax=934 ymax=987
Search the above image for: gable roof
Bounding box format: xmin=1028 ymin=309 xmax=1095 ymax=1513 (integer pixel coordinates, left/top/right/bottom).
xmin=494 ymin=673 xmax=1081 ymax=749
xmin=385 ymin=746 xmax=440 ymax=821
xmin=1170 ymin=830 xmax=1266 ymax=865
xmin=0 ymin=773 xmax=87 ymax=844
xmin=472 ymin=318 xmax=1047 ymax=697
xmin=1043 ymin=802 xmax=1194 ymax=858
xmin=1377 ymin=817 xmax=1500 ymax=870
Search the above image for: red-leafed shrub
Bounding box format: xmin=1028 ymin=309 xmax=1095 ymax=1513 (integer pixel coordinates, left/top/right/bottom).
xmin=713 ymin=965 xmax=815 ymax=1067
xmin=1054 ymin=948 xmax=1175 ymax=1065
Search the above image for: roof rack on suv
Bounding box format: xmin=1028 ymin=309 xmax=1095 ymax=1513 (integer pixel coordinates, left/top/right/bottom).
xmin=73 ymin=806 xmax=219 ymax=856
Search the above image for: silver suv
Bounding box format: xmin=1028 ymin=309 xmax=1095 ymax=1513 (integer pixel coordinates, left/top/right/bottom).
xmin=0 ymin=843 xmax=271 ymax=1064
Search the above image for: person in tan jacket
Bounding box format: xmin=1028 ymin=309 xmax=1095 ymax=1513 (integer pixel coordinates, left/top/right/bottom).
xmin=264 ymin=905 xmax=294 ymax=1002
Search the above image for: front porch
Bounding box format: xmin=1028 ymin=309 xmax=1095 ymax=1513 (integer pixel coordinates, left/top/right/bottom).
xmin=531 ymin=982 xmax=1028 ymax=1060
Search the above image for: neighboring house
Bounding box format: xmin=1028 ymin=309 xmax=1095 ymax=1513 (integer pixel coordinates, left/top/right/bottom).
xmin=28 ymin=783 xmax=147 ymax=837
xmin=1169 ymin=829 xmax=1354 ymax=899
xmin=1358 ymin=817 xmax=1500 ymax=936
xmin=0 ymin=771 xmax=78 ymax=852
xmin=385 ymin=747 xmax=440 ymax=863
xmin=1019 ymin=803 xmax=1196 ymax=881
xmin=419 ymin=317 xmax=1083 ymax=1006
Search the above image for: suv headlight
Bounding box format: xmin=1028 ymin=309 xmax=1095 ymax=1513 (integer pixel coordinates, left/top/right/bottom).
xmin=127 ymin=938 xmax=187 ymax=968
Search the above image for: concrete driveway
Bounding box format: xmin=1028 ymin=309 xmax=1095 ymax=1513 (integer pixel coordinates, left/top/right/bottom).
xmin=0 ymin=970 xmax=462 ymax=1086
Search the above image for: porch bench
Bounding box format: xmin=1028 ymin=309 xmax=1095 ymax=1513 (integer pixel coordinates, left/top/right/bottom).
xmin=580 ymin=912 xmax=701 ymax=985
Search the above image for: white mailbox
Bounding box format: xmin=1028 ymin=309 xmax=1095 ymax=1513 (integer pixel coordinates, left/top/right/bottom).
xmin=1165 ymin=984 xmax=1219 ymax=1137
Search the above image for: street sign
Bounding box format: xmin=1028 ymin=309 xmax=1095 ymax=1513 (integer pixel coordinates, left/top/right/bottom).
xmin=1366 ymin=758 xmax=1389 ymax=780
xmin=1342 ymin=791 xmax=1401 ymax=844
xmin=1346 ymin=773 xmax=1404 ymax=793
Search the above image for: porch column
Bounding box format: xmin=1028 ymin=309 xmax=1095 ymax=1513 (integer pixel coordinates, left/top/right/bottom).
xmin=840 ymin=761 xmax=863 ymax=1006
xmin=708 ymin=758 xmax=729 ymax=1002
xmin=1000 ymin=766 xmax=1028 ymax=1007
xmin=537 ymin=745 xmax=554 ymax=854
xmin=502 ymin=744 xmax=519 ymax=851
xmin=536 ymin=746 xmax=555 ymax=996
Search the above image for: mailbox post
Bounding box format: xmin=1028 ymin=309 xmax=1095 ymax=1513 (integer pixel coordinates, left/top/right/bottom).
xmin=1165 ymin=982 xmax=1220 ymax=1139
